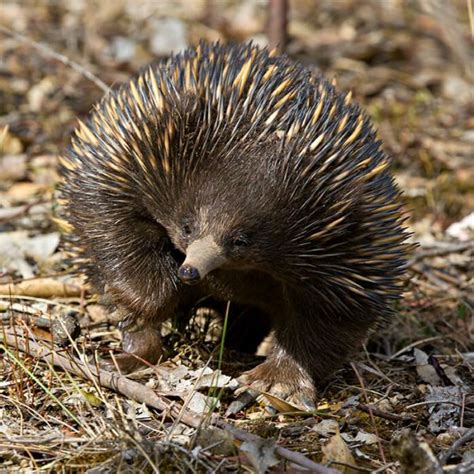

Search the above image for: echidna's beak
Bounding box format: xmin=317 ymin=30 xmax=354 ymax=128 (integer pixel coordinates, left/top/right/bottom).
xmin=178 ymin=236 xmax=226 ymax=285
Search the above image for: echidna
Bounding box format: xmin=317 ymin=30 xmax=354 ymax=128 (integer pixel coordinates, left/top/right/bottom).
xmin=59 ymin=42 xmax=411 ymax=405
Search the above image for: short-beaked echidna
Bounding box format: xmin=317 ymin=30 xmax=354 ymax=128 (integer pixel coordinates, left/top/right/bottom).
xmin=59 ymin=42 xmax=411 ymax=405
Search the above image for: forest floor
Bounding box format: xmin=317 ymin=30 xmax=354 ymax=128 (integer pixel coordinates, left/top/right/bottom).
xmin=0 ymin=1 xmax=473 ymax=472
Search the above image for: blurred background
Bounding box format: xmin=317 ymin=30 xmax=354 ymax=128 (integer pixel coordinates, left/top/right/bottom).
xmin=0 ymin=2 xmax=472 ymax=471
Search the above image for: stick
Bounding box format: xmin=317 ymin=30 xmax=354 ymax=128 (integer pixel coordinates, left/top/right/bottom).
xmin=358 ymin=404 xmax=414 ymax=423
xmin=351 ymin=363 xmax=387 ymax=465
xmin=407 ymin=242 xmax=473 ymax=266
xmin=440 ymin=427 xmax=474 ymax=464
xmin=0 ymin=25 xmax=109 ymax=93
xmin=267 ymin=0 xmax=288 ymax=52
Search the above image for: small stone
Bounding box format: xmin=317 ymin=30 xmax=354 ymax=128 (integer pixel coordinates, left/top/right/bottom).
xmin=149 ymin=18 xmax=187 ymax=56
xmin=442 ymin=77 xmax=472 ymax=105
xmin=51 ymin=311 xmax=81 ymax=346
xmin=109 ymin=36 xmax=137 ymax=63
xmin=312 ymin=419 xmax=339 ymax=437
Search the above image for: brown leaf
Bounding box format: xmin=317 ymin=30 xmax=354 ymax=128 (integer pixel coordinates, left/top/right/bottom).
xmin=6 ymin=182 xmax=51 ymax=202
xmin=0 ymin=126 xmax=23 ymax=154
xmin=321 ymin=432 xmax=357 ymax=473
xmin=261 ymin=391 xmax=307 ymax=413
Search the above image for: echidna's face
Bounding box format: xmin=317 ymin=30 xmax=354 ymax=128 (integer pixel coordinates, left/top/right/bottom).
xmin=170 ymin=215 xmax=270 ymax=285
xmin=166 ymin=181 xmax=284 ymax=285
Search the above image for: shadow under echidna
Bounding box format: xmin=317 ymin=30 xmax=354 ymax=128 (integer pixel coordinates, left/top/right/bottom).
xmin=59 ymin=41 xmax=412 ymax=408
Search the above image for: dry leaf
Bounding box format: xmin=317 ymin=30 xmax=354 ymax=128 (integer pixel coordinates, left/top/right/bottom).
xmin=312 ymin=419 xmax=340 ymax=437
xmin=322 ymin=432 xmax=357 ymax=473
xmin=261 ymin=391 xmax=306 ymax=413
xmin=240 ymin=437 xmax=279 ymax=473
xmin=80 ymin=389 xmax=102 ymax=407
xmin=415 ymin=348 xmax=442 ymax=385
xmin=6 ymin=182 xmax=50 ymax=201
xmin=354 ymin=431 xmax=379 ymax=445
xmin=0 ymin=126 xmax=23 ymax=154
xmin=0 ymin=231 xmax=60 ymax=278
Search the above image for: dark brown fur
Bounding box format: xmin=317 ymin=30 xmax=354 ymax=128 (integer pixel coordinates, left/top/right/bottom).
xmin=59 ymin=42 xmax=412 ymax=405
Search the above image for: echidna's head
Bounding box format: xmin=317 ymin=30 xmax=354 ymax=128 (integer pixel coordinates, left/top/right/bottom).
xmin=162 ymin=154 xmax=290 ymax=285
xmin=174 ymin=214 xmax=259 ymax=285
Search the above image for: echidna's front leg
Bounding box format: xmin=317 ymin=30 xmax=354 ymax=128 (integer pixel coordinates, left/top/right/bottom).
xmin=99 ymin=275 xmax=180 ymax=373
xmin=103 ymin=322 xmax=163 ymax=373
xmin=97 ymin=236 xmax=194 ymax=373
xmin=101 ymin=285 xmax=200 ymax=373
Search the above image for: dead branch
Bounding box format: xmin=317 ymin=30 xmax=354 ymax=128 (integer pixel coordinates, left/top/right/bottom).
xmin=408 ymin=242 xmax=473 ymax=266
xmin=351 ymin=363 xmax=387 ymax=465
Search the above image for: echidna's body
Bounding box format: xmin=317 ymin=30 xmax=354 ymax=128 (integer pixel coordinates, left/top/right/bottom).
xmin=60 ymin=42 xmax=411 ymax=404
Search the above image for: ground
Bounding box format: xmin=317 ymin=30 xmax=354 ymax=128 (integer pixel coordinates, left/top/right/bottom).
xmin=0 ymin=1 xmax=473 ymax=472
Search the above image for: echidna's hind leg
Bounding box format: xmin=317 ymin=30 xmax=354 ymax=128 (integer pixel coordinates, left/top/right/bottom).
xmin=240 ymin=304 xmax=373 ymax=408
xmin=239 ymin=330 xmax=316 ymax=409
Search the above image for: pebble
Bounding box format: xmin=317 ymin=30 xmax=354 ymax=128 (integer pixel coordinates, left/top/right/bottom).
xmin=149 ymin=17 xmax=187 ymax=56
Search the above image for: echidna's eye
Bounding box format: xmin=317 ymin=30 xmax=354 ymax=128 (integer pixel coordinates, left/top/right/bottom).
xmin=232 ymin=235 xmax=249 ymax=248
xmin=182 ymin=224 xmax=192 ymax=236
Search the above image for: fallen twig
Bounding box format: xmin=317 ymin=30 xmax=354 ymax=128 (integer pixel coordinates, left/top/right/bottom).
xmin=1 ymin=330 xmax=340 ymax=474
xmin=407 ymin=241 xmax=473 ymax=266
xmin=440 ymin=427 xmax=474 ymax=465
xmin=351 ymin=363 xmax=387 ymax=465
xmin=0 ymin=200 xmax=48 ymax=223
xmin=0 ymin=25 xmax=110 ymax=93
xmin=358 ymin=404 xmax=415 ymax=423
xmin=0 ymin=278 xmax=82 ymax=298
xmin=388 ymin=336 xmax=446 ymax=360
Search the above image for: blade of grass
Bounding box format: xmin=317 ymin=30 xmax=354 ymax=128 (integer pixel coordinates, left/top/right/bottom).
xmin=205 ymin=301 xmax=231 ymax=417
xmin=2 ymin=344 xmax=87 ymax=431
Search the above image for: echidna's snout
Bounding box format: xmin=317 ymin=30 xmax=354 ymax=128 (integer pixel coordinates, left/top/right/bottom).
xmin=178 ymin=235 xmax=226 ymax=285
xmin=178 ymin=264 xmax=201 ymax=284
